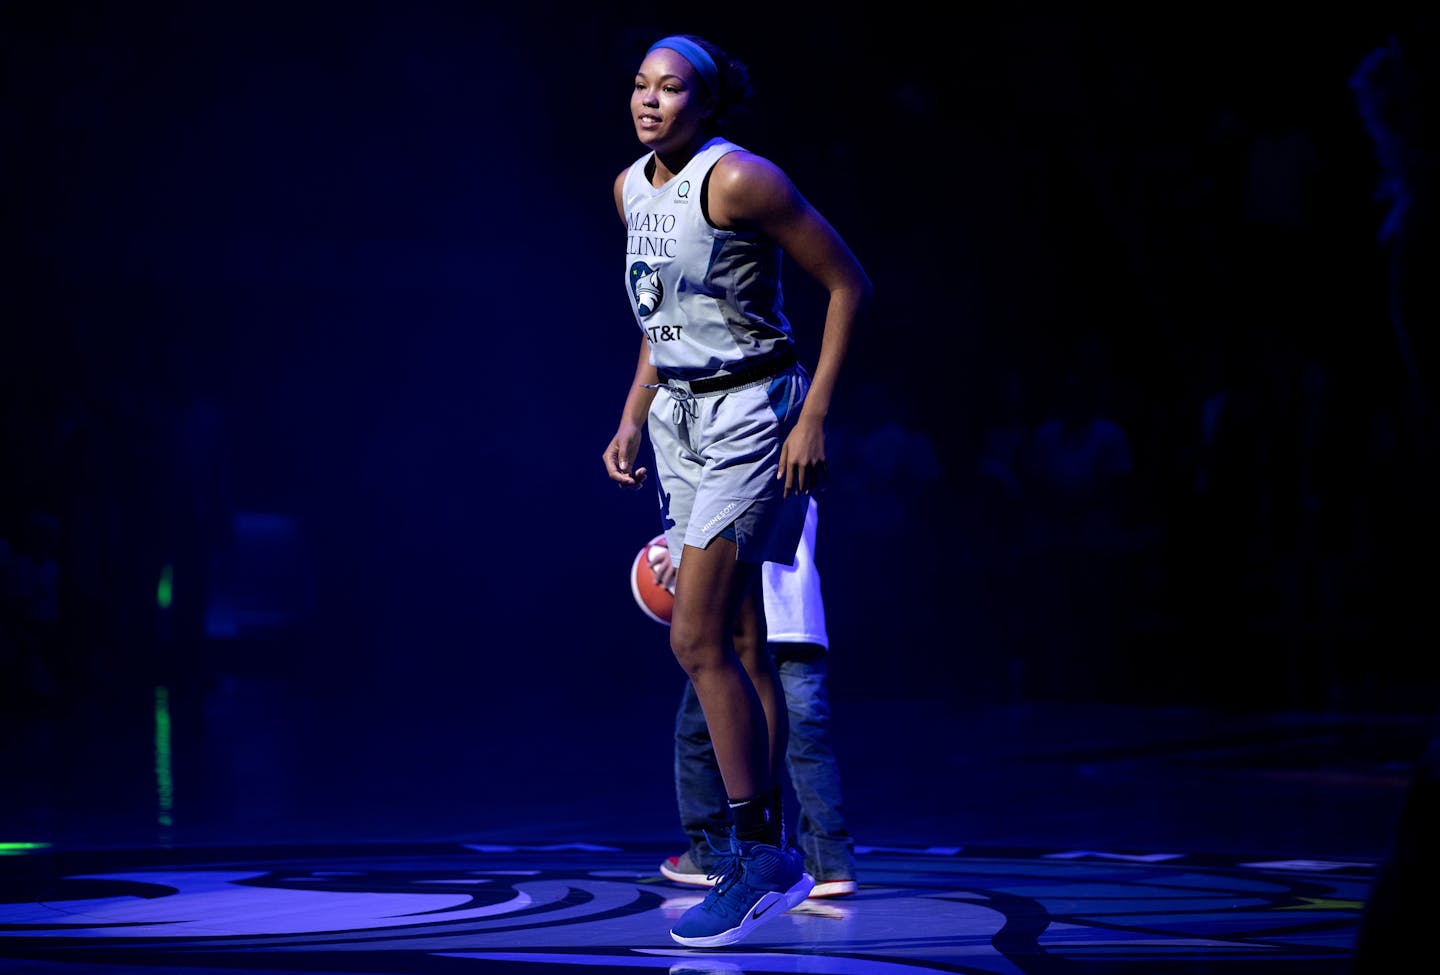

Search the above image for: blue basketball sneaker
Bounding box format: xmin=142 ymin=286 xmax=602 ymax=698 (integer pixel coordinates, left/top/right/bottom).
xmin=669 ymin=831 xmax=815 ymax=947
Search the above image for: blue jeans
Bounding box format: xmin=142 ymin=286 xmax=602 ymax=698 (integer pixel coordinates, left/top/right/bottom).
xmin=673 ymin=643 xmax=856 ymax=881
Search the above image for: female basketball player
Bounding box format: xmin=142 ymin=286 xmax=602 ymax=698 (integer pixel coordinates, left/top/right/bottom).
xmin=600 ymin=33 xmax=871 ymax=947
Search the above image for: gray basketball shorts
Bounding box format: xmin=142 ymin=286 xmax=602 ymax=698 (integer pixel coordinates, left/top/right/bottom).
xmin=648 ymin=365 xmax=812 ymax=568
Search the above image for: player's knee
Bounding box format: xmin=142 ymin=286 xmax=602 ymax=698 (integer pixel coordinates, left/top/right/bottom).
xmin=669 ymin=624 xmax=720 ymax=677
xmin=731 ymin=630 xmax=767 ymax=668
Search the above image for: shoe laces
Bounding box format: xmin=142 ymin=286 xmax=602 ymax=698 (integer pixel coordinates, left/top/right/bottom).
xmin=702 ymin=831 xmax=744 ymax=894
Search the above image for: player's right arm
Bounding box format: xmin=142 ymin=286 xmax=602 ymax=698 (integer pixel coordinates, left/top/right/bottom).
xmin=604 ymin=330 xmax=660 ymax=490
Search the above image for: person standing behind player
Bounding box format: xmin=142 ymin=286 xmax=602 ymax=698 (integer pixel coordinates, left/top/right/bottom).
xmin=652 ymin=495 xmax=859 ymax=898
xmin=601 ymin=33 xmax=871 ymax=948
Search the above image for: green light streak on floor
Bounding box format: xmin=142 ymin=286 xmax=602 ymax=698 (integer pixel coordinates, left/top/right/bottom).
xmin=0 ymin=842 xmax=52 ymax=856
xmin=155 ymin=685 xmax=174 ymax=829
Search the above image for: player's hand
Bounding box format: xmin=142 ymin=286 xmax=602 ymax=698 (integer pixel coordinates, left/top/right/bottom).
xmin=603 ymin=425 xmax=649 ymax=490
xmin=777 ymin=415 xmax=828 ymax=497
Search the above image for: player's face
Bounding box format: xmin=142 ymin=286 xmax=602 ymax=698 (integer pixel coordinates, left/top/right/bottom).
xmin=632 ymin=47 xmax=710 ymax=152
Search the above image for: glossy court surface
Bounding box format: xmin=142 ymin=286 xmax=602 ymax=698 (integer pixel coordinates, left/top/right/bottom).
xmin=0 ymin=699 xmax=1425 ymax=974
xmin=0 ymin=840 xmax=1376 ymax=974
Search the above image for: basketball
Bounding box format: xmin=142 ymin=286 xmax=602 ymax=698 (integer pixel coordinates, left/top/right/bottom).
xmin=631 ymin=534 xmax=675 ymax=626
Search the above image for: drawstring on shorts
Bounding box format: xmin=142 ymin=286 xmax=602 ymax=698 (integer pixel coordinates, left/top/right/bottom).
xmin=643 ymin=382 xmax=698 ymax=423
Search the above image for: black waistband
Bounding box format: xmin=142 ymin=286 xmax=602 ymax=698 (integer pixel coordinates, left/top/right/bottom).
xmin=666 ymin=346 xmax=796 ymax=395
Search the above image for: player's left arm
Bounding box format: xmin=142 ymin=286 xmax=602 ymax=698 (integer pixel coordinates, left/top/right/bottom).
xmin=708 ymin=152 xmax=873 ymax=495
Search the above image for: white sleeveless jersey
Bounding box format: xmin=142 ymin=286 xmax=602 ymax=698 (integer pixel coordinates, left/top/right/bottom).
xmin=622 ymin=137 xmax=794 ymax=379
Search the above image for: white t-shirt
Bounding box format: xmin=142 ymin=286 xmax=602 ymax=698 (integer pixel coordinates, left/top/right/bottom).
xmin=761 ymin=496 xmax=828 ymax=649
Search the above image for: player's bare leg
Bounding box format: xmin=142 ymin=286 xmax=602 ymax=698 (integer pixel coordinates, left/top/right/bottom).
xmin=669 ymin=537 xmax=785 ymax=803
xmin=729 ymin=575 xmax=788 ymax=777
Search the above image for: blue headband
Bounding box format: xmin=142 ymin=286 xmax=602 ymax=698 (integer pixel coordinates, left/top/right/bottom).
xmin=646 ymin=36 xmax=719 ymax=94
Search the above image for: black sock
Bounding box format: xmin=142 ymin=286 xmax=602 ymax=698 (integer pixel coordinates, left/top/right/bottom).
xmin=729 ymin=794 xmax=781 ymax=846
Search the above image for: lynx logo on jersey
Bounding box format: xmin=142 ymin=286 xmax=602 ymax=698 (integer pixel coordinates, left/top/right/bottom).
xmin=630 ymin=262 xmax=664 ymax=317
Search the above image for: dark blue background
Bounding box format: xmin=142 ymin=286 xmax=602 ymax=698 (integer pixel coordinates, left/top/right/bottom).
xmin=3 ymin=2 xmax=1435 ymax=847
